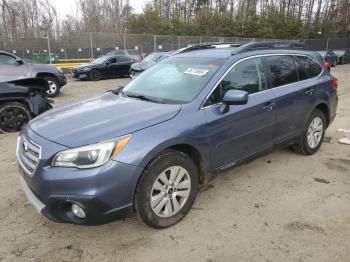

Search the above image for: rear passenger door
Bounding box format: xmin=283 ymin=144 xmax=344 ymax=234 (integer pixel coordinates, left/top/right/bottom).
xmin=264 ymin=55 xmax=319 ymax=143
xmin=203 ymin=57 xmax=277 ymax=168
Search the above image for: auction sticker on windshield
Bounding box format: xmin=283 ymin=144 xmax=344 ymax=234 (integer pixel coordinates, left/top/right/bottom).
xmin=184 ymin=67 xmax=209 ymax=76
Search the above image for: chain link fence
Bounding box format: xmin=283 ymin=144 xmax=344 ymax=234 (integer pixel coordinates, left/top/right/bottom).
xmin=2 ymin=29 xmax=350 ymax=63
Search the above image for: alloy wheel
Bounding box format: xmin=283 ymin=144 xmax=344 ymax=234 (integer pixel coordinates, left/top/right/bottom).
xmin=307 ymin=116 xmax=324 ymax=149
xmin=150 ymin=166 xmax=191 ymax=218
xmin=0 ymin=107 xmax=30 ymax=132
xmin=47 ymin=80 xmax=57 ymax=95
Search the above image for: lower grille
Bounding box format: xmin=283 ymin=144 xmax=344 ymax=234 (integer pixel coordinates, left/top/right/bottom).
xmin=16 ymin=135 xmax=41 ymax=177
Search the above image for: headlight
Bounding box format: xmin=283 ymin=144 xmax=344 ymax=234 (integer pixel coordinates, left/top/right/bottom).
xmin=57 ymin=67 xmax=64 ymax=74
xmin=80 ymin=67 xmax=91 ymax=72
xmin=52 ymin=135 xmax=131 ymax=168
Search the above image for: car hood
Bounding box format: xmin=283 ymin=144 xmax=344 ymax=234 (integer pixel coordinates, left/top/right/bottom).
xmin=73 ymin=64 xmax=90 ymax=70
xmin=27 ymin=63 xmax=61 ymax=74
xmin=28 ymin=92 xmax=181 ymax=147
xmin=131 ymin=61 xmax=155 ymax=71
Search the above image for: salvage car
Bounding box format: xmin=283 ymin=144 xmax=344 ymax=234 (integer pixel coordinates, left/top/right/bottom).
xmin=341 ymin=48 xmax=350 ymax=64
xmin=0 ymin=78 xmax=53 ymax=133
xmin=72 ymin=55 xmax=135 ymax=81
xmin=0 ymin=51 xmax=67 ymax=97
xmin=17 ymin=42 xmax=338 ymax=228
xmin=129 ymin=52 xmax=170 ymax=78
xmin=333 ymin=49 xmax=347 ymax=64
xmin=317 ymin=50 xmax=338 ymax=66
xmin=105 ymin=49 xmax=143 ymax=61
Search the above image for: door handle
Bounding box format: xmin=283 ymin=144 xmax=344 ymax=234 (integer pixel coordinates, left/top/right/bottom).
xmin=261 ymin=102 xmax=275 ymax=112
xmin=305 ymin=88 xmax=315 ymax=95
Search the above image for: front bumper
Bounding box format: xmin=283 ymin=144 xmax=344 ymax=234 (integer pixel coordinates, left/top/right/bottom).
xmin=57 ymin=74 xmax=67 ymax=86
xmin=17 ymin=129 xmax=143 ymax=225
xmin=72 ymin=71 xmax=89 ymax=79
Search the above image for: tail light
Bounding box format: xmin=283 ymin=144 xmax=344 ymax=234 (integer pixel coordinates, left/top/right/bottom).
xmin=331 ymin=76 xmax=338 ymax=89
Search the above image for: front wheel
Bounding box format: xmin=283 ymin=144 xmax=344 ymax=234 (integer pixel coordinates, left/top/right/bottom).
xmin=43 ymin=77 xmax=60 ymax=98
xmin=0 ymin=102 xmax=32 ymax=133
xmin=135 ymin=150 xmax=199 ymax=228
xmin=89 ymin=70 xmax=101 ymax=81
xmin=292 ymin=109 xmax=326 ymax=155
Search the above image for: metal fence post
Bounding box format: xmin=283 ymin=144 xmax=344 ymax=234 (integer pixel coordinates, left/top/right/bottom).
xmin=47 ymin=31 xmax=52 ymax=64
xmin=90 ymin=32 xmax=94 ymax=59
xmin=326 ymin=38 xmax=329 ymax=51
xmin=178 ymin=36 xmax=181 ymax=49
xmin=154 ymin=35 xmax=157 ymax=52
xmin=123 ymin=34 xmax=126 ymax=50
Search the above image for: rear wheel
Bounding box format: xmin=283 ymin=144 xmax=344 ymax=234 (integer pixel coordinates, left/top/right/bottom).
xmin=89 ymin=70 xmax=101 ymax=81
xmin=135 ymin=150 xmax=199 ymax=228
xmin=292 ymin=109 xmax=326 ymax=155
xmin=0 ymin=102 xmax=32 ymax=133
xmin=43 ymin=76 xmax=60 ymax=98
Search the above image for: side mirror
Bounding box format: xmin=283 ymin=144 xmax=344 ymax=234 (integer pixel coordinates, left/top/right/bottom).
xmin=16 ymin=58 xmax=24 ymax=65
xmin=223 ymin=89 xmax=248 ymax=105
xmin=220 ymin=89 xmax=248 ymax=113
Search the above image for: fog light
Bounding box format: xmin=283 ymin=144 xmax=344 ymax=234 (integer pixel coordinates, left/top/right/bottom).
xmin=71 ymin=204 xmax=86 ymax=219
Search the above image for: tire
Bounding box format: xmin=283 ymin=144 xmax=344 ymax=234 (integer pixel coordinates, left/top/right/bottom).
xmin=43 ymin=76 xmax=61 ymax=98
xmin=135 ymin=150 xmax=199 ymax=229
xmin=291 ymin=109 xmax=326 ymax=155
xmin=0 ymin=102 xmax=32 ymax=134
xmin=89 ymin=70 xmax=101 ymax=81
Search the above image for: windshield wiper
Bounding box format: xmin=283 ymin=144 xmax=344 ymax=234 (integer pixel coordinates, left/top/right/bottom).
xmin=125 ymin=93 xmax=158 ymax=103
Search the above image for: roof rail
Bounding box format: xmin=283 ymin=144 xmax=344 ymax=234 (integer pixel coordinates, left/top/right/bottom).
xmin=174 ymin=42 xmax=243 ymax=54
xmin=232 ymin=41 xmax=309 ymax=54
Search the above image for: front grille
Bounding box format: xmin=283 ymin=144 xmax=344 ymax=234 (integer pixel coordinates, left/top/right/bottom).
xmin=16 ymin=135 xmax=41 ymax=177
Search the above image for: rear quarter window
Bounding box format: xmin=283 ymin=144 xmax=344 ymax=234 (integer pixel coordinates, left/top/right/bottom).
xmin=296 ymin=56 xmax=322 ymax=78
xmin=265 ymin=55 xmax=298 ymax=87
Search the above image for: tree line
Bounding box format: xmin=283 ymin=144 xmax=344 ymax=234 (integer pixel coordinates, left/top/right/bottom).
xmin=1 ymin=0 xmax=349 ymax=46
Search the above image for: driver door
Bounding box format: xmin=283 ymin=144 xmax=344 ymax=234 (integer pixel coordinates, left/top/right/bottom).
xmin=202 ymin=57 xmax=277 ymax=169
xmin=104 ymin=57 xmax=119 ymax=77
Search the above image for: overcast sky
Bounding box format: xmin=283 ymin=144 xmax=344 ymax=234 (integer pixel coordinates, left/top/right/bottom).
xmin=52 ymin=0 xmax=150 ymax=18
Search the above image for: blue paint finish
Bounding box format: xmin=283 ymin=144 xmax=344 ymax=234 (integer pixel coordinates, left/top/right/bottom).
xmin=18 ymin=47 xmax=338 ymax=225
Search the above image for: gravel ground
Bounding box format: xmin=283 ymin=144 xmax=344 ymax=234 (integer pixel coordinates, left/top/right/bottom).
xmin=0 ymin=67 xmax=350 ymax=262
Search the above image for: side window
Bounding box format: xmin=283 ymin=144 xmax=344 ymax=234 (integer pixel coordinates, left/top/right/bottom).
xmin=0 ymin=54 xmax=17 ymax=65
xmin=293 ymin=56 xmax=308 ymax=81
xmin=107 ymin=58 xmax=117 ymax=64
xmin=265 ymin=55 xmax=298 ymax=87
xmin=297 ymin=56 xmax=322 ymax=78
xmin=204 ymin=57 xmax=267 ymax=107
xmin=221 ymin=57 xmax=267 ymax=95
xmin=118 ymin=57 xmax=128 ymax=62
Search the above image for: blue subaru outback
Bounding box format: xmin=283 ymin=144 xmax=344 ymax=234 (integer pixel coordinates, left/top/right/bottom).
xmin=17 ymin=42 xmax=338 ymax=228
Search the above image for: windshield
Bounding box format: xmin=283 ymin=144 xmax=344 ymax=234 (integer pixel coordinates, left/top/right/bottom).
xmin=123 ymin=57 xmax=224 ymax=104
xmin=127 ymin=50 xmax=139 ymax=55
xmin=142 ymin=53 xmax=165 ymax=63
xmin=90 ymin=57 xmax=108 ymax=64
xmin=334 ymin=50 xmax=345 ymax=56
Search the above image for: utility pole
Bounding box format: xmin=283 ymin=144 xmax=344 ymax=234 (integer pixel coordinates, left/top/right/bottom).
xmin=47 ymin=31 xmax=52 ymax=64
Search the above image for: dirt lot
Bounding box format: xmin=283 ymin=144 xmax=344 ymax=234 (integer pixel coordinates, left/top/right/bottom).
xmin=0 ymin=66 xmax=350 ymax=262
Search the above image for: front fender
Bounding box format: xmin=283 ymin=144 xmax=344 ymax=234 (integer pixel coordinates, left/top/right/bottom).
xmin=114 ymin=109 xmax=210 ymax=171
xmin=25 ymin=95 xmax=53 ymax=116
